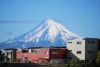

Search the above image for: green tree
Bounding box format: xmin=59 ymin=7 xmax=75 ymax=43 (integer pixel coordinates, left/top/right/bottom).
xmin=96 ymin=51 xmax=100 ymax=63
xmin=5 ymin=55 xmax=10 ymax=62
xmin=68 ymin=60 xmax=80 ymax=67
xmin=0 ymin=50 xmax=4 ymax=63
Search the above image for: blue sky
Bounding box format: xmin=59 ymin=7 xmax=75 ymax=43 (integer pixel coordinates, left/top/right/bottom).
xmin=0 ymin=0 xmax=100 ymax=42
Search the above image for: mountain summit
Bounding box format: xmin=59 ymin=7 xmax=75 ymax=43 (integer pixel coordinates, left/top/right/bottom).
xmin=0 ymin=19 xmax=80 ymax=49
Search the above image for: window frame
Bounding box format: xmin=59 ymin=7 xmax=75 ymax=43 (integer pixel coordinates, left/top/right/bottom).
xmin=68 ymin=57 xmax=72 ymax=59
xmin=52 ymin=51 xmax=58 ymax=54
xmin=45 ymin=52 xmax=49 ymax=54
xmin=77 ymin=41 xmax=82 ymax=44
xmin=68 ymin=42 xmax=72 ymax=44
xmin=88 ymin=51 xmax=94 ymax=53
xmin=88 ymin=41 xmax=95 ymax=44
xmin=77 ymin=51 xmax=81 ymax=54
xmin=31 ymin=49 xmax=36 ymax=53
xmin=68 ymin=50 xmax=72 ymax=52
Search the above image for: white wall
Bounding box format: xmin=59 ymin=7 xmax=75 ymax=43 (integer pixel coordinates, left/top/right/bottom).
xmin=5 ymin=50 xmax=13 ymax=62
xmin=28 ymin=49 xmax=31 ymax=53
xmin=67 ymin=38 xmax=99 ymax=61
xmin=67 ymin=38 xmax=85 ymax=60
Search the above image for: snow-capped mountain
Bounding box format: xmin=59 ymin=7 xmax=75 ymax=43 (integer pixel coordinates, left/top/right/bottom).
xmin=0 ymin=19 xmax=81 ymax=49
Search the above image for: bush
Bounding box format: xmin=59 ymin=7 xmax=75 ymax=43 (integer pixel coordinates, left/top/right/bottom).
xmin=15 ymin=58 xmax=21 ymax=63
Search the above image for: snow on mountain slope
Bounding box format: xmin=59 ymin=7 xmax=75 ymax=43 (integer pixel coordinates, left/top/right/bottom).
xmin=0 ymin=19 xmax=81 ymax=49
xmin=16 ymin=18 xmax=80 ymax=42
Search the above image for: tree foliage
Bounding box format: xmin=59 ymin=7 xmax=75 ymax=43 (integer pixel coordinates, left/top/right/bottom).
xmin=0 ymin=50 xmax=4 ymax=63
xmin=96 ymin=51 xmax=100 ymax=63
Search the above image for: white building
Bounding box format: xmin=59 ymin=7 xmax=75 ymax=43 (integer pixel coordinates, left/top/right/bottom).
xmin=67 ymin=38 xmax=99 ymax=61
xmin=4 ymin=48 xmax=16 ymax=62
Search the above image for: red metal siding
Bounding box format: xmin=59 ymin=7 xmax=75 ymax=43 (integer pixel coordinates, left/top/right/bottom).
xmin=50 ymin=49 xmax=67 ymax=59
xmin=16 ymin=48 xmax=67 ymax=63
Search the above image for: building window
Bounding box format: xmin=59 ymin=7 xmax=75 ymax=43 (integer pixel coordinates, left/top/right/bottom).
xmin=23 ymin=57 xmax=28 ymax=63
xmin=88 ymin=51 xmax=94 ymax=53
xmin=37 ymin=52 xmax=42 ymax=54
xmin=68 ymin=57 xmax=72 ymax=59
xmin=45 ymin=52 xmax=49 ymax=54
xmin=52 ymin=51 xmax=58 ymax=54
xmin=77 ymin=51 xmax=81 ymax=54
xmin=22 ymin=49 xmax=28 ymax=53
xmin=81 ymin=60 xmax=85 ymax=62
xmin=88 ymin=41 xmax=94 ymax=44
xmin=24 ymin=57 xmax=28 ymax=59
xmin=31 ymin=49 xmax=36 ymax=53
xmin=77 ymin=41 xmax=82 ymax=44
xmin=68 ymin=50 xmax=72 ymax=52
xmin=7 ymin=52 xmax=11 ymax=55
xmin=68 ymin=42 xmax=72 ymax=43
xmin=34 ymin=60 xmax=37 ymax=63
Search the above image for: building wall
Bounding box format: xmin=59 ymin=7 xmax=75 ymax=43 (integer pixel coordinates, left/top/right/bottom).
xmin=4 ymin=49 xmax=16 ymax=62
xmin=67 ymin=38 xmax=85 ymax=60
xmin=16 ymin=48 xmax=67 ymax=64
xmin=5 ymin=50 xmax=12 ymax=62
xmin=16 ymin=48 xmax=50 ymax=63
xmin=49 ymin=48 xmax=67 ymax=64
xmin=67 ymin=38 xmax=99 ymax=61
xmin=50 ymin=48 xmax=67 ymax=59
xmin=16 ymin=51 xmax=35 ymax=63
xmin=85 ymin=38 xmax=99 ymax=60
xmin=99 ymin=39 xmax=100 ymax=50
xmin=34 ymin=48 xmax=50 ymax=59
